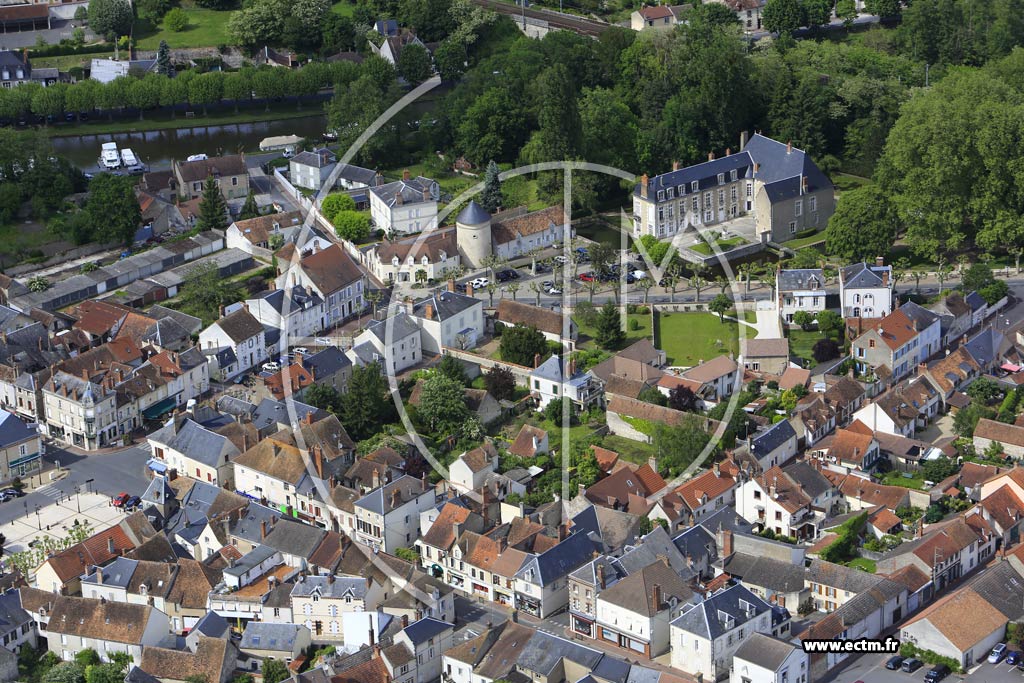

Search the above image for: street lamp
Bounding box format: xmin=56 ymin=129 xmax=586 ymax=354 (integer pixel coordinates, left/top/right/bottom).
xmin=74 ymin=485 xmax=81 ymax=514
xmin=34 ymin=505 xmax=40 ymax=530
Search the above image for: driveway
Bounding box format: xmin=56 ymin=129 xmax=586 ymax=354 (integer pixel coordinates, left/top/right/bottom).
xmin=754 ymin=308 xmax=784 ymax=339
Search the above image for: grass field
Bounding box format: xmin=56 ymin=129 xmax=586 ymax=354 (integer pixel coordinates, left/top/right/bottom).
xmin=576 ymin=312 xmax=652 ymax=350
xmin=691 ymin=236 xmax=746 ymax=256
xmin=601 ymin=434 xmax=656 ymax=464
xmin=881 ymin=471 xmax=927 ymax=490
xmin=786 ymin=328 xmax=829 ymax=364
xmin=846 ymin=557 xmax=877 ymax=573
xmin=834 ymin=173 xmax=870 ymax=194
xmin=133 ymin=8 xmax=233 ymax=49
xmin=655 ymin=311 xmax=756 ymax=367
xmin=783 ymin=231 xmax=827 ymax=249
xmin=33 ymin=52 xmax=115 ymax=71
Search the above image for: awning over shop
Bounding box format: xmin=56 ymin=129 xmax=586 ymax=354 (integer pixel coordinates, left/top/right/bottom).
xmin=142 ymin=396 xmax=179 ymax=420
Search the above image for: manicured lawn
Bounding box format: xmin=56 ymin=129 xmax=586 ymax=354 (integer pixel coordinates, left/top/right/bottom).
xmin=655 ymin=311 xmax=756 ymax=367
xmin=381 ymin=163 xmax=480 ymax=199
xmin=786 ymin=328 xmax=829 ymax=364
xmin=881 ymin=471 xmax=927 ymax=490
xmin=691 ymin=236 xmax=746 ymax=256
xmin=576 ymin=312 xmax=652 ymax=350
xmin=783 ymin=231 xmax=827 ymax=249
xmin=601 ymin=435 xmax=656 ymax=465
xmin=133 ymin=8 xmax=233 ymax=49
xmin=743 ymin=310 xmax=757 ymax=324
xmin=33 ymin=51 xmax=114 ymax=71
xmin=834 ymin=173 xmax=870 ymax=194
xmin=846 ymin=557 xmax=877 ymax=573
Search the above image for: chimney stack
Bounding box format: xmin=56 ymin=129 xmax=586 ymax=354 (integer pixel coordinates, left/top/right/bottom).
xmin=260 ymin=520 xmax=267 ymax=539
xmin=740 ymin=131 xmax=748 ymax=149
xmin=672 ymin=161 xmax=680 ymax=172
xmin=107 ymin=537 xmax=115 ymax=554
xmin=372 ymin=468 xmax=381 ymax=490
xmin=425 ymin=304 xmax=433 ymax=320
xmin=533 ymin=353 xmax=541 ymax=368
xmin=96 ymin=566 xmax=103 ymax=585
xmin=648 ymin=456 xmax=657 ymax=474
xmin=722 ymin=529 xmax=734 ymax=557
xmin=708 ymin=151 xmax=715 ymax=161
xmin=640 ymin=174 xmax=648 ymax=199
xmin=596 ymin=563 xmax=605 ymax=589
xmin=652 ymin=584 xmax=662 ymax=612
xmin=402 ymin=169 xmax=411 ymax=181
xmin=725 ymin=148 xmax=731 ymax=156
xmin=786 ymin=141 xmax=793 ymax=154
xmin=448 ymin=279 xmax=456 ymax=293
xmin=467 ymin=283 xmax=474 ymax=298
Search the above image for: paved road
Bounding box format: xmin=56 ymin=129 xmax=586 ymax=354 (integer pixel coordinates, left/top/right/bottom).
xmin=0 ymin=442 xmax=151 ymax=527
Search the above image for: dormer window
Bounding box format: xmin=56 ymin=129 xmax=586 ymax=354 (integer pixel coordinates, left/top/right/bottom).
xmin=657 ymin=191 xmax=664 ymax=202
xmin=691 ymin=181 xmax=698 ymax=192
xmin=678 ymin=185 xmax=685 ymax=195
xmin=667 ymin=187 xmax=674 ymax=199
xmin=730 ymin=170 xmax=737 ymax=181
xmin=717 ymin=173 xmax=725 ymax=185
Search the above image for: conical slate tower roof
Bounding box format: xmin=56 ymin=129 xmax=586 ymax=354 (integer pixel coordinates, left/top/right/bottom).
xmin=456 ymin=200 xmax=491 ymax=225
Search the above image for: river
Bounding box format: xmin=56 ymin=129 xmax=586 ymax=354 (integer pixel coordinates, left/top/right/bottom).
xmin=51 ymin=114 xmax=329 ymax=173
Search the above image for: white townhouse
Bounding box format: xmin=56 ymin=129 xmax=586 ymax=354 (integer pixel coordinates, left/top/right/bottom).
xmin=46 ymin=596 xmax=170 ymax=664
xmin=514 ymin=530 xmax=594 ymax=619
xmin=731 ymin=633 xmax=809 ymax=683
xmin=246 ymin=286 xmax=326 ymax=342
xmin=670 ymin=585 xmax=775 ymax=682
xmin=776 ymin=269 xmax=830 ymax=325
xmin=366 ymin=230 xmax=461 ymax=285
xmin=276 ymin=244 xmax=367 ymax=330
xmin=409 ymin=290 xmax=484 ymax=354
xmin=529 ymin=356 xmax=602 ymax=412
xmin=289 ymin=575 xmax=384 ymax=641
xmin=390 ymin=618 xmax=455 ymax=683
xmin=369 ymin=173 xmax=440 ymax=236
xmin=447 ymin=445 xmax=498 ymax=494
xmin=147 ymin=417 xmax=239 ymax=486
xmin=199 ymin=307 xmax=267 ymax=381
xmin=735 ymin=465 xmax=822 ymax=541
xmin=839 ymin=260 xmax=894 ymax=319
xmin=348 ymin=310 xmax=421 ymax=374
xmin=42 ymin=371 xmax=118 ymax=451
xmin=354 ymin=475 xmax=435 ymax=552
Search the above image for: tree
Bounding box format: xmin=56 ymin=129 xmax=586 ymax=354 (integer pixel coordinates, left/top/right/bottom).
xmin=864 ymin=0 xmax=900 ymax=19
xmin=229 ymin=0 xmax=288 ymax=47
xmin=128 ymin=76 xmax=162 ymax=119
xmin=397 ymin=43 xmax=431 ymax=85
xmin=88 ymin=0 xmax=133 ymax=37
xmin=762 ymin=0 xmax=805 ymax=35
xmin=320 ymin=193 xmax=356 ymax=220
xmin=595 ymin=302 xmax=625 ymax=350
xmin=332 ymin=211 xmax=370 ymax=243
xmin=137 ymin=0 xmax=173 ymax=21
xmin=835 ymin=0 xmax=857 ymax=25
xmin=238 ymin=191 xmax=260 ymax=220
xmin=86 ymin=664 xmax=128 ymax=683
xmin=416 ymin=373 xmax=470 ymax=435
xmin=437 ymin=355 xmax=468 ymax=386
xmin=434 ymin=39 xmax=468 ymax=82
xmin=85 ymin=174 xmax=140 ymax=245
xmin=920 ymin=456 xmax=959 ymax=483
xmin=792 ymin=310 xmax=815 ymax=331
xmin=304 ymin=384 xmax=341 ymax=413
xmin=709 ymin=293 xmax=731 ymax=322
xmin=340 ymin=363 xmax=395 ymax=441
xmin=812 ymin=338 xmax=841 ymax=363
xmin=261 ymin=660 xmax=290 ymax=683
xmin=188 ymin=72 xmax=223 ymax=116
xmin=544 ymin=396 xmax=577 ymax=427
xmin=43 ymin=662 xmax=86 ymax=683
xmin=825 ymin=185 xmax=900 ymax=262
xmin=962 ymin=262 xmax=997 ymax=293
xmin=164 ymin=7 xmax=189 ymax=31
xmin=816 ymin=310 xmax=844 ymax=339
xmin=480 ymin=160 xmax=503 ymax=213
xmin=499 ymin=324 xmax=547 ymax=367
xmin=668 ymin=384 xmax=697 ymax=412
xmin=803 ymin=0 xmax=832 ymax=28
xmin=179 ymin=261 xmax=241 ymax=324
xmin=638 ymin=385 xmax=667 ymax=406
xmin=652 ymin=415 xmax=715 ymax=477
xmin=74 ymin=651 xmax=101 ymax=668
xmin=483 ymin=365 xmax=515 ymax=401
xmin=196 ymin=176 xmax=229 ymax=232
xmin=31 ymin=85 xmax=65 ymax=121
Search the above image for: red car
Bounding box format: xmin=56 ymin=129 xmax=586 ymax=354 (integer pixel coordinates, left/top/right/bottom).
xmin=579 ymin=273 xmax=596 ymax=282
xmin=113 ymin=492 xmax=130 ymax=507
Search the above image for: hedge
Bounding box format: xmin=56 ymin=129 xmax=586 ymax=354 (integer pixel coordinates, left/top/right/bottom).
xmin=899 ymin=641 xmax=963 ymax=674
xmin=28 ymin=42 xmax=117 ymax=58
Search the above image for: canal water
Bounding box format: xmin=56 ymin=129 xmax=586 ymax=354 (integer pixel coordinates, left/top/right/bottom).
xmin=51 ymin=114 xmax=329 ymax=172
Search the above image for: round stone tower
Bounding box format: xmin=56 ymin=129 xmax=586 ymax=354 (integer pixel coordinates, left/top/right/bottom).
xmin=455 ymin=200 xmax=492 ymax=270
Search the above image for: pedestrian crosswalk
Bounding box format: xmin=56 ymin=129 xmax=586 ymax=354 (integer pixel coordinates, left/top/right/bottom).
xmin=33 ymin=485 xmax=63 ymax=501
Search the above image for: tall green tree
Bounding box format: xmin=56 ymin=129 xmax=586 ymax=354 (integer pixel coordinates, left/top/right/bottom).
xmin=825 ymin=184 xmax=900 ymax=262
xmin=415 ymin=373 xmax=470 ymax=435
xmin=709 ymin=293 xmax=731 ymax=322
xmin=196 ymin=176 xmax=229 ymax=232
xmin=595 ymin=302 xmax=625 ymax=350
xmin=340 ymin=363 xmax=396 ymax=441
xmin=261 ymin=659 xmax=290 ymax=683
xmin=480 ymin=160 xmax=503 ymax=213
xmin=499 ymin=324 xmax=548 ymax=367
xmin=397 ymin=42 xmax=432 ymax=85
xmin=762 ymin=0 xmax=806 ymax=35
xmin=88 ymin=0 xmax=133 ymax=37
xmin=86 ymin=174 xmax=140 ymax=245
xmin=156 ymin=40 xmax=173 ymax=77
xmin=238 ymin=191 xmax=259 ymax=220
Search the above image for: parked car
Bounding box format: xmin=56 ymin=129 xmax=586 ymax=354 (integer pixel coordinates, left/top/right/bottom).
xmin=292 ymin=347 xmax=309 ymax=355
xmin=901 ymin=659 xmax=923 ymax=673
xmin=924 ymin=665 xmax=950 ymax=683
xmin=989 ymin=643 xmax=1008 ymax=664
xmin=0 ymin=488 xmax=23 ymax=499
xmin=124 ymin=495 xmax=141 ymax=510
xmin=262 ymin=362 xmax=280 ymax=372
xmin=1007 ymin=651 xmax=1021 ymax=665
xmin=885 ymin=657 xmax=905 ymax=671
xmin=113 ymin=492 xmax=131 ymax=507
xmin=546 ymin=285 xmax=562 ymax=295
xmin=553 ymin=255 xmax=568 ymax=264
xmin=496 ymin=269 xmax=519 ymax=282
xmin=579 ymin=273 xmax=596 ymax=282
xmin=470 ymin=277 xmax=489 ymax=288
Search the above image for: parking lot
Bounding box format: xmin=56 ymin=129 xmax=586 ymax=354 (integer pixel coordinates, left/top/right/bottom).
xmin=835 ymin=652 xmax=1024 ymax=683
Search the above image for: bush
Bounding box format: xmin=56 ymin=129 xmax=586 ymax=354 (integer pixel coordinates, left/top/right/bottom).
xmin=819 ymin=512 xmax=867 ymax=563
xmin=394 ymin=547 xmax=419 ymax=562
xmin=164 ymin=8 xmax=189 ymax=30
xmin=899 ymin=642 xmax=962 ymax=673
xmin=628 ymin=317 xmax=640 ymax=331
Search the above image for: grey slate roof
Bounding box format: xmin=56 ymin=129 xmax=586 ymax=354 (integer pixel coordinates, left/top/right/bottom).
xmin=369 ymin=176 xmax=439 ymax=207
xmin=141 ymin=475 xmax=176 ymax=509
xmin=411 ymin=290 xmax=479 ymax=321
xmin=966 ymin=291 xmax=987 ymax=312
xmin=223 ymin=545 xmax=279 ymax=578
xmin=240 ymin=622 xmax=307 ymax=652
xmin=0 ymin=588 xmax=31 ymax=636
xmin=148 ymin=419 xmax=230 ymax=469
xmin=0 ymin=411 xmax=37 ymax=448
xmin=968 ymin=560 xmax=1024 ymax=621
xmin=303 ymin=346 xmax=351 ymax=378
xmin=456 ymin=200 xmax=491 ymax=225
xmin=262 ymin=518 xmax=326 ymax=558
xmin=734 ymin=632 xmax=800 ymax=670
xmin=251 ymin=397 xmax=322 ymax=434
xmin=964 ymin=328 xmax=1007 ymax=369
xmin=841 ymin=262 xmax=891 ymax=289
xmin=751 ymin=419 xmax=796 ymax=457
xmin=85 ymin=557 xmax=138 ymax=588
xmin=402 ymin=617 xmax=452 ymax=645
xmin=355 ymin=474 xmax=429 ymax=515
xmin=899 ymin=301 xmax=939 ymax=330
xmin=777 ymin=269 xmax=826 ymax=292
xmin=781 ymin=461 xmax=833 ymax=500
xmin=672 ymin=524 xmax=719 ymax=566
xmin=722 ymin=553 xmax=806 ymax=593
xmin=364 ymin=311 xmax=420 ymax=343
xmin=290 ymin=575 xmax=367 ymax=600
xmin=255 ymin=286 xmax=323 ymax=315
xmin=517 ymin=631 xmax=603 ymax=676
xmin=670 ymin=584 xmax=771 ymax=640
xmin=515 ymin=530 xmax=595 ymax=586
xmin=806 ymin=559 xmax=885 ymax=593
xmin=191 ymin=611 xmax=229 ymax=638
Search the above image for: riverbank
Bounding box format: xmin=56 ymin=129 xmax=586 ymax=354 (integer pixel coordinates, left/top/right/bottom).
xmin=46 ymin=104 xmax=326 ymax=139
